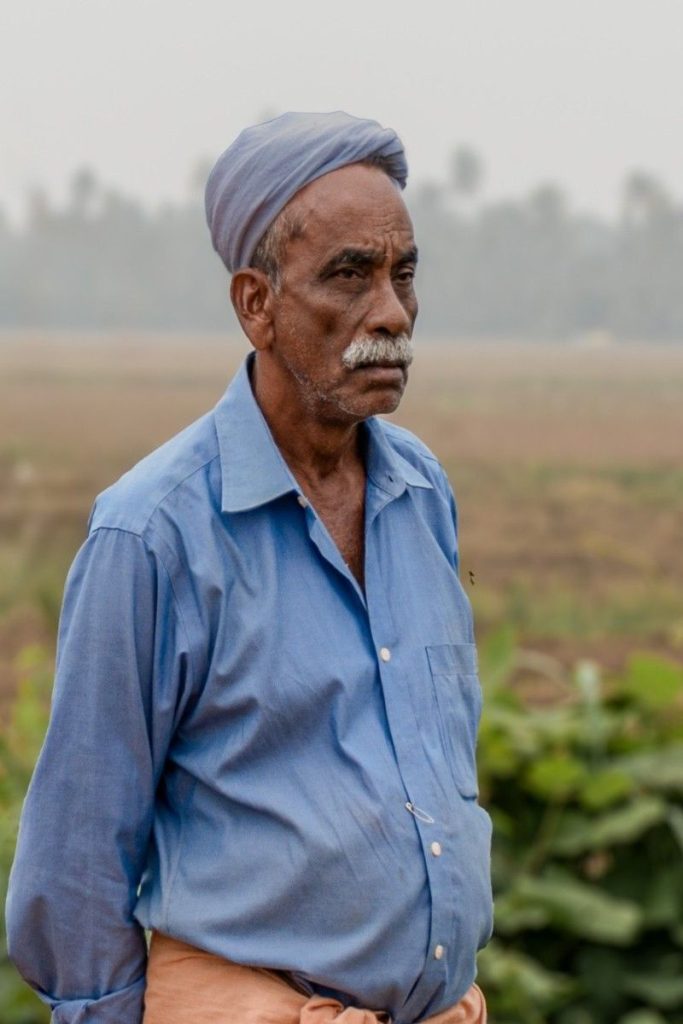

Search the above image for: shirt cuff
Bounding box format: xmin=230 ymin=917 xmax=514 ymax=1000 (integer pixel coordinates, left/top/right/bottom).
xmin=48 ymin=975 xmax=146 ymax=1024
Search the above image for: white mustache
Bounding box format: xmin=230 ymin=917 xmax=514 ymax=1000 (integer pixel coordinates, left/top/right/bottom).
xmin=341 ymin=334 xmax=414 ymax=370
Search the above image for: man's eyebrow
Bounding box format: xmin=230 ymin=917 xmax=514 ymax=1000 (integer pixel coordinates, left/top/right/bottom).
xmin=396 ymin=245 xmax=419 ymax=267
xmin=319 ymin=245 xmax=419 ymax=277
xmin=319 ymin=248 xmax=384 ymax=276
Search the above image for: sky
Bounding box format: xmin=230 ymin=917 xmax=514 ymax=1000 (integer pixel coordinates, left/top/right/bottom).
xmin=3 ymin=0 xmax=682 ymax=224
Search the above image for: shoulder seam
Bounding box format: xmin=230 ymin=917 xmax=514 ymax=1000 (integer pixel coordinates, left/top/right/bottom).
xmin=94 ymin=450 xmax=221 ymax=535
xmin=90 ymin=524 xmax=145 ymax=540
xmin=144 ymin=452 xmax=221 ymax=527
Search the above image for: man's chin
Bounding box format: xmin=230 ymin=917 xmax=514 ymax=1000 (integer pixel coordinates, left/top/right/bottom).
xmin=368 ymin=388 xmax=405 ymax=415
xmin=346 ymin=380 xmax=407 ymax=419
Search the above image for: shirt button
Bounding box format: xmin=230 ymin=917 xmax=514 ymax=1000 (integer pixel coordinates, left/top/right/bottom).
xmin=434 ymin=944 xmax=445 ymax=960
xmin=430 ymin=841 xmax=442 ymax=857
xmin=297 ymin=495 xmax=309 ymax=508
xmin=379 ymin=647 xmax=391 ymax=662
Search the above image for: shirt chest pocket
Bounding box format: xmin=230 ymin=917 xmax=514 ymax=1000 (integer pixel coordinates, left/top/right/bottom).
xmin=426 ymin=643 xmax=483 ymax=799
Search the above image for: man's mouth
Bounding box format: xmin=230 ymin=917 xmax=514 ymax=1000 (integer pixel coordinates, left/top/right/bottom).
xmin=354 ymin=359 xmax=407 ymax=370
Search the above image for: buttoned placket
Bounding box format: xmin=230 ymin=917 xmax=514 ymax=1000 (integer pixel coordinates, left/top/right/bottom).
xmin=293 ymin=469 xmax=455 ymax=1022
xmin=362 ymin=476 xmax=455 ymax=1021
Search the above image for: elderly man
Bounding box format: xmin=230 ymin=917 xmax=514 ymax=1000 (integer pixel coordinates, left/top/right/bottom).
xmin=7 ymin=111 xmax=493 ymax=1024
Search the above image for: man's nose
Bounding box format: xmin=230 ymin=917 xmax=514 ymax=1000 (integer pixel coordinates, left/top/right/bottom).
xmin=365 ymin=276 xmax=414 ymax=337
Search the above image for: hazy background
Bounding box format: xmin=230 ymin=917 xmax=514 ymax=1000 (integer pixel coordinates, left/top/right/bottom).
xmin=3 ymin=0 xmax=683 ymax=336
xmin=4 ymin=0 xmax=683 ymax=219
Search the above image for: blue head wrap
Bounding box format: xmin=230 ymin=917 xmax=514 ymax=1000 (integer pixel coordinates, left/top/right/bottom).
xmin=205 ymin=110 xmax=408 ymax=274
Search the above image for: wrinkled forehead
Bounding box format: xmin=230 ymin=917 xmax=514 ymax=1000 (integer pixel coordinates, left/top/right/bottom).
xmin=285 ymin=164 xmax=415 ymax=257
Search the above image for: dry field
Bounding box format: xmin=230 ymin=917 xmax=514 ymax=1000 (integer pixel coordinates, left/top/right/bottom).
xmin=1 ymin=332 xmax=682 ymax=709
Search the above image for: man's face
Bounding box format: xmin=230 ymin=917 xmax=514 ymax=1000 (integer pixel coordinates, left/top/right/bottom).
xmin=266 ymin=163 xmax=418 ymax=425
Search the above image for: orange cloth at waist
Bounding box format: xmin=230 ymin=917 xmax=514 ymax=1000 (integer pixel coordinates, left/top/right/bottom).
xmin=143 ymin=931 xmax=487 ymax=1024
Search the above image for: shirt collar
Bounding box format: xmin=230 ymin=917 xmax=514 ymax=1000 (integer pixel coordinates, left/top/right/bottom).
xmin=214 ymin=353 xmax=432 ymax=514
xmin=363 ymin=417 xmax=433 ymax=497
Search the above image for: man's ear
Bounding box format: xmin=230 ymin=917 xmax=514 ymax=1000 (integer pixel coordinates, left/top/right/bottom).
xmin=230 ymin=269 xmax=276 ymax=351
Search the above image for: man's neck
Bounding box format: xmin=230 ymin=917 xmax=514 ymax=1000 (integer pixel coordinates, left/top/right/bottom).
xmin=249 ymin=354 xmax=366 ymax=489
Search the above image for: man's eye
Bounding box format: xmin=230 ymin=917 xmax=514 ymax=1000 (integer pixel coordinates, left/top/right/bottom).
xmin=396 ymin=269 xmax=415 ymax=283
xmin=335 ymin=267 xmax=362 ymax=279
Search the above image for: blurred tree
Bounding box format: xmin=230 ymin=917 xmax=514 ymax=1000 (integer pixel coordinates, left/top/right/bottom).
xmin=614 ymin=171 xmax=682 ymax=339
xmin=526 ymin=184 xmax=571 ymax=339
xmin=450 ymin=145 xmax=484 ymax=200
xmin=621 ymin=171 xmax=671 ymax=226
xmin=25 ymin=187 xmax=53 ymax=230
xmin=67 ymin=167 xmax=99 ymax=220
xmin=528 ymin=183 xmax=568 ymax=226
xmin=3 ymin=157 xmax=682 ymax=338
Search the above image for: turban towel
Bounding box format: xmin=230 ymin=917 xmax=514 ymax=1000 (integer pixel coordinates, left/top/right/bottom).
xmin=205 ymin=110 xmax=408 ymax=274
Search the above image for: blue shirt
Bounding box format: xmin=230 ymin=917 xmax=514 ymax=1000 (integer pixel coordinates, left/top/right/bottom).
xmin=7 ymin=354 xmax=493 ymax=1024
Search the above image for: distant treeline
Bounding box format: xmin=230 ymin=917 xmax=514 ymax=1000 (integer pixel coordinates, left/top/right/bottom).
xmin=2 ymin=150 xmax=682 ymax=339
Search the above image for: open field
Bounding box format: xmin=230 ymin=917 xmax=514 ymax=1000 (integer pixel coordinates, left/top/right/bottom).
xmin=1 ymin=332 xmax=682 ymax=711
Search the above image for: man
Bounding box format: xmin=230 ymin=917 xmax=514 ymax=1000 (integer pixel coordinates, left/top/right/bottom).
xmin=7 ymin=111 xmax=493 ymax=1024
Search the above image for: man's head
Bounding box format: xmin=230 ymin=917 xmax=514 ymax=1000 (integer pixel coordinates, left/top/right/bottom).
xmin=205 ymin=112 xmax=418 ymax=425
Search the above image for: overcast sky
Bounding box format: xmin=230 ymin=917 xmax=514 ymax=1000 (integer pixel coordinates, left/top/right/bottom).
xmin=3 ymin=0 xmax=682 ymax=223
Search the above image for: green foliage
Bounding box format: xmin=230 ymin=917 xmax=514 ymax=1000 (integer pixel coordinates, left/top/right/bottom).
xmin=477 ymin=939 xmax=576 ymax=1024
xmin=0 ymin=646 xmax=52 ymax=1024
xmin=477 ymin=631 xmax=683 ymax=1023
xmin=550 ymin=797 xmax=668 ymax=856
xmin=622 ymin=654 xmax=683 ymax=711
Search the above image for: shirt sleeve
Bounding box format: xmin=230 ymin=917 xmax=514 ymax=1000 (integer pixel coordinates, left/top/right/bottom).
xmin=5 ymin=526 xmax=192 ymax=1024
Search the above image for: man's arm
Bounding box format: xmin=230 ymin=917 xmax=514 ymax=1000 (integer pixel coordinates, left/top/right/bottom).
xmin=6 ymin=526 xmax=191 ymax=1023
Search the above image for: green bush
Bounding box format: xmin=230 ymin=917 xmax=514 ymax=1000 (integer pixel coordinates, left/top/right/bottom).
xmin=0 ymin=646 xmax=52 ymax=1024
xmin=477 ymin=627 xmax=683 ymax=1024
